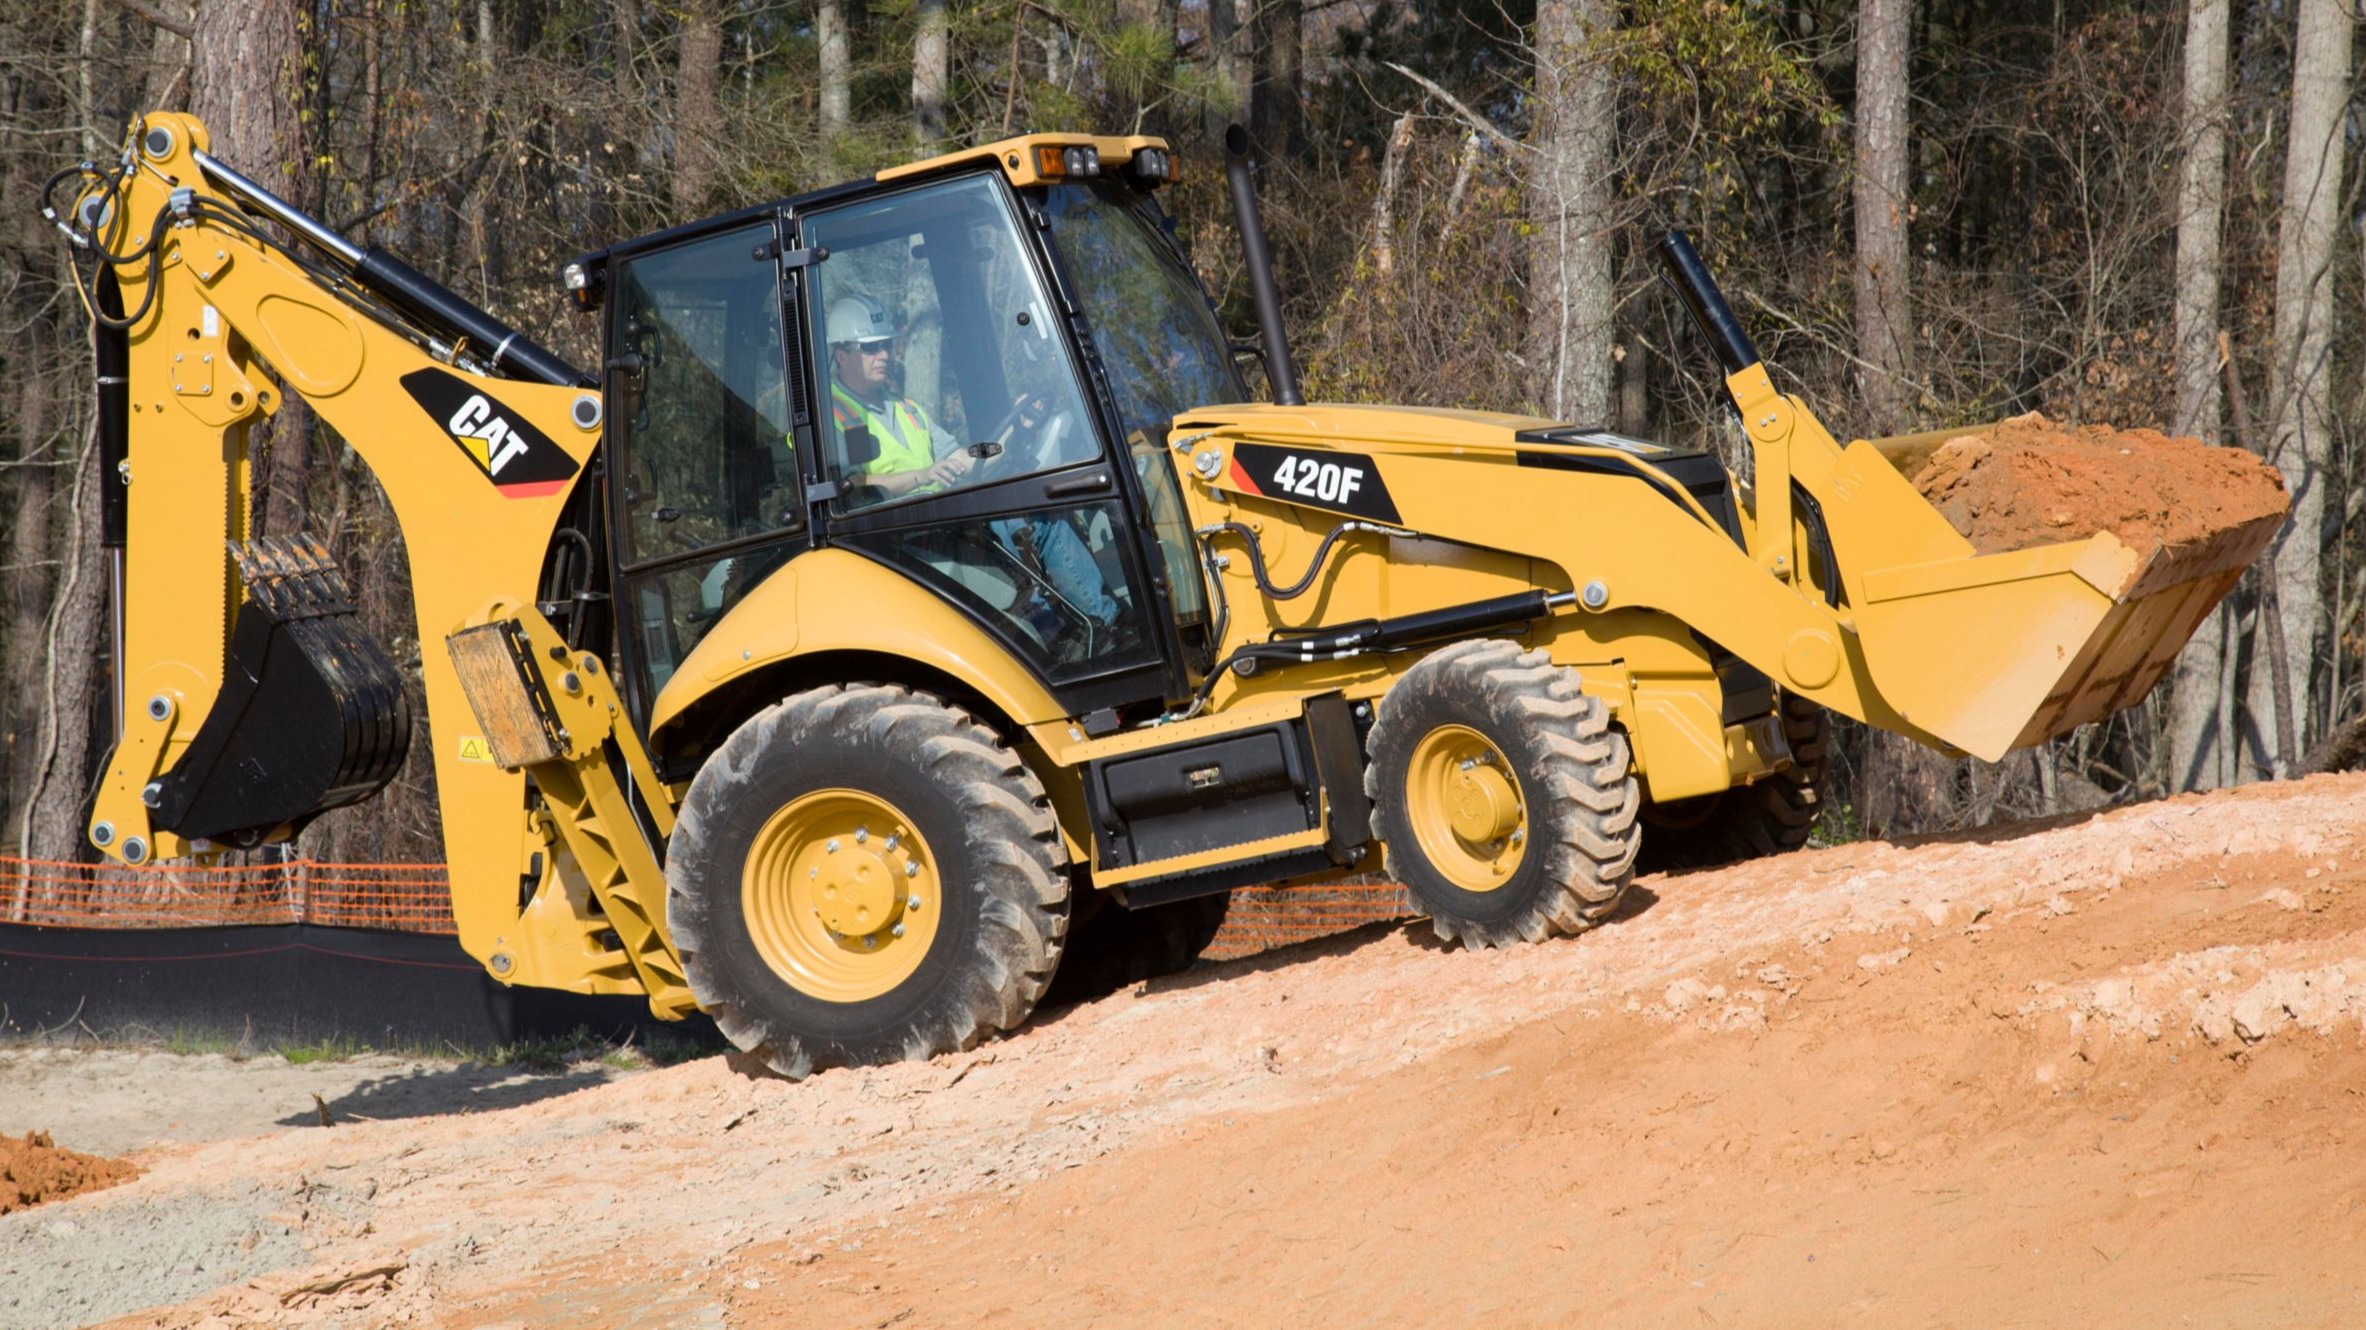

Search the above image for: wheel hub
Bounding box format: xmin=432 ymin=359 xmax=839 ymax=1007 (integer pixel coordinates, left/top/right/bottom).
xmin=812 ymin=842 xmax=902 ymax=936
xmin=742 ymin=790 xmax=940 ymax=1002
xmin=1404 ymin=724 xmax=1528 ymax=893
xmin=1446 ymin=762 xmax=1521 ymax=842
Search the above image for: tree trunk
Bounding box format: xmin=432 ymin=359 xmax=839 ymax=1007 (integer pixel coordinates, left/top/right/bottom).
xmin=1250 ymin=0 xmax=1301 ymax=154
xmin=913 ymin=0 xmax=948 ymax=147
xmin=1852 ymin=0 xmax=1914 ymax=434
xmin=2248 ymin=0 xmax=2351 ymax=775
xmin=189 ymin=0 xmax=310 ymax=540
xmin=1205 ymin=0 xmax=1242 ymax=134
xmin=1526 ymin=0 xmax=1615 ymax=424
xmin=674 ymin=0 xmax=724 ymax=210
xmin=818 ymin=0 xmax=851 ymax=142
xmin=4 ymin=378 xmax=55 ymax=858
xmin=1851 ymin=0 xmax=1952 ymax=833
xmin=21 ymin=414 xmax=105 ymax=866
xmin=2165 ymin=0 xmax=2231 ymax=791
xmin=1369 ymin=113 xmax=1415 ymax=277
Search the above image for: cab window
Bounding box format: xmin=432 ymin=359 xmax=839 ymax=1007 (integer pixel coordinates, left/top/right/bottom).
xmin=801 ymin=175 xmax=1099 ymax=512
xmin=610 ymin=224 xmax=797 ymax=565
xmin=608 ymin=223 xmax=797 ymax=695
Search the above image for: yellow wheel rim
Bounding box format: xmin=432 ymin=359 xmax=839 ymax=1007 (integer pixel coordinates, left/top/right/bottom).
xmin=741 ymin=789 xmax=943 ymax=1003
xmin=1404 ymin=724 xmax=1528 ymax=893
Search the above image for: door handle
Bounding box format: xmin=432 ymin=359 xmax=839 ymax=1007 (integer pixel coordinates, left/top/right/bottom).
xmin=1044 ymin=470 xmax=1112 ymax=499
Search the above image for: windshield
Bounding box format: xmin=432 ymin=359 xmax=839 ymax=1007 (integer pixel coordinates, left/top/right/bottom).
xmin=1041 ymin=183 xmax=1245 ymax=445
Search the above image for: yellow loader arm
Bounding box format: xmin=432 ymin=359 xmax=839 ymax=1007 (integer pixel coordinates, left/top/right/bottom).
xmin=1178 ymin=235 xmax=2279 ymax=766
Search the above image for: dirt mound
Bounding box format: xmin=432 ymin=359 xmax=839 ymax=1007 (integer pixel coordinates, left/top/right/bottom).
xmin=23 ymin=776 xmax=2366 ymax=1329
xmin=0 ymin=1130 xmax=138 ymax=1215
xmin=1909 ymin=411 xmax=2286 ymax=556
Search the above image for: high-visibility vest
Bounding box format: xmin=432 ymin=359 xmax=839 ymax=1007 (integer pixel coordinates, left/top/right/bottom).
xmin=831 ymin=382 xmax=938 ymax=488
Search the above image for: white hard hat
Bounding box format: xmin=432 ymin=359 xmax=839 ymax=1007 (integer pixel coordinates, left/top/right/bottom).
xmin=827 ymin=295 xmax=893 ymax=346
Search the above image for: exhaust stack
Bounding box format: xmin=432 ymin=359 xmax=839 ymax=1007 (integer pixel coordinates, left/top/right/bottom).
xmin=1223 ymin=125 xmax=1303 ymax=407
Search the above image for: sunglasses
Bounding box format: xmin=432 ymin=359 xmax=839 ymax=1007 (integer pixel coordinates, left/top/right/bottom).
xmin=839 ymin=338 xmax=893 ymax=355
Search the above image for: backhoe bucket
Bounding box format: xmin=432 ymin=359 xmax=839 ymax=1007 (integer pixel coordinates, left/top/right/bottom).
xmin=1826 ymin=428 xmax=2284 ymax=763
xmin=146 ymin=536 xmax=411 ymax=845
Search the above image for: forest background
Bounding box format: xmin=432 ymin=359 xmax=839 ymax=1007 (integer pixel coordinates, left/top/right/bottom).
xmin=0 ymin=0 xmax=2359 ymax=872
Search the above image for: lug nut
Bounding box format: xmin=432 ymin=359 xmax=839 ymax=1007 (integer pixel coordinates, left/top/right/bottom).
xmin=826 ymin=839 xmax=840 ymax=853
xmin=891 ymin=923 xmax=905 ymax=938
xmin=905 ymin=861 xmax=920 ymax=877
xmin=855 ymin=827 xmax=869 ymax=843
xmin=908 ymin=895 xmax=922 ymax=911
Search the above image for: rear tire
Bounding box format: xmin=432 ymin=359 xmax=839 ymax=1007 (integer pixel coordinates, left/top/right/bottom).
xmin=1365 ymin=640 xmax=1640 ymax=949
xmin=1042 ymin=890 xmax=1231 ymax=1006
xmin=666 ymin=684 xmax=1069 ymax=1076
xmin=1636 ymin=691 xmax=1829 ymax=873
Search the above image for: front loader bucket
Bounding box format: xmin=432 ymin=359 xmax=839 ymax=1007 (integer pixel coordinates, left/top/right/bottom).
xmin=1826 ymin=429 xmax=2284 ymax=762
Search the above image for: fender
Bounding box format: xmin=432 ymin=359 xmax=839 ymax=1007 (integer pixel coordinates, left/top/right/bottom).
xmin=650 ymin=548 xmax=1069 ymax=740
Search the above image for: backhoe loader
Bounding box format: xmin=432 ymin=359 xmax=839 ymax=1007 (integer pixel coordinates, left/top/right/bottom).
xmin=49 ymin=114 xmax=2281 ymax=1074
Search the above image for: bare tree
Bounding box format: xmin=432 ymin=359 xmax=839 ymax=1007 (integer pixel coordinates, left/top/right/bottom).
xmin=1250 ymin=0 xmax=1300 ymax=153
xmin=1853 ymin=0 xmax=1914 ymax=434
xmin=674 ymin=0 xmax=724 ymax=209
xmin=914 ymin=0 xmax=949 ymax=147
xmin=818 ymin=0 xmax=851 ymax=143
xmin=189 ymin=0 xmax=309 ymax=539
xmin=2166 ymin=0 xmax=2231 ymax=790
xmin=1526 ymin=0 xmax=1614 ymax=424
xmin=1205 ymin=0 xmax=1243 ymax=135
xmin=3 ymin=377 xmax=56 ymax=861
xmin=2249 ymin=0 xmax=2352 ymax=775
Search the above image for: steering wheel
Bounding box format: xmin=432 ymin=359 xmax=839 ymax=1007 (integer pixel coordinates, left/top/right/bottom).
xmin=968 ymin=401 xmax=1081 ymax=485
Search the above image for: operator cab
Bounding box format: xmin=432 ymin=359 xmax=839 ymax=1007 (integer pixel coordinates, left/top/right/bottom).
xmin=576 ymin=137 xmax=1237 ymax=739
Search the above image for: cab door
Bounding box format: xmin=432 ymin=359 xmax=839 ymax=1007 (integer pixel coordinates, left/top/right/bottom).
xmin=795 ymin=173 xmax=1171 ymax=717
xmin=603 ymin=216 xmax=805 ymax=714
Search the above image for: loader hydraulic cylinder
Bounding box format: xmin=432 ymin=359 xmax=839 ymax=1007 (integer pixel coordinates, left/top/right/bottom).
xmin=192 ymin=148 xmax=588 ymax=389
xmin=1654 ymin=231 xmax=1760 ymax=378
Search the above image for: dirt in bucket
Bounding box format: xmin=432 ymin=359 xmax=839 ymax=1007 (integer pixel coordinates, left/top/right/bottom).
xmin=1909 ymin=412 xmax=2288 ymax=557
xmin=1 ymin=1129 xmax=140 ymax=1215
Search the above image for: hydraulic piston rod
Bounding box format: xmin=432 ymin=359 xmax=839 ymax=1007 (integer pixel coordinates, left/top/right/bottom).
xmin=192 ymin=149 xmax=589 ymax=388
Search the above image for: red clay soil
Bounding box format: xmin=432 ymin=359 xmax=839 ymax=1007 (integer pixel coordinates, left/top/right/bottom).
xmin=1910 ymin=411 xmax=2287 ymax=556
xmin=0 ymin=1129 xmax=139 ymax=1215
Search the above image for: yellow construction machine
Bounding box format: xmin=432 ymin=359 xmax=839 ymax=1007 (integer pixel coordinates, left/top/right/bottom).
xmin=49 ymin=115 xmax=2279 ymax=1073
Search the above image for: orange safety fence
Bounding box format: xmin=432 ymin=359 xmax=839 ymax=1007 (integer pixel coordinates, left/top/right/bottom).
xmin=0 ymin=855 xmax=1413 ymax=959
xmin=0 ymin=856 xmax=455 ymax=934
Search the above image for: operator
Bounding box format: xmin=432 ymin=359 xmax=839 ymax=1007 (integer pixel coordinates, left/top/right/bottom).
xmin=826 ymin=295 xmax=974 ymax=498
xmin=822 ymin=294 xmax=1129 ymax=656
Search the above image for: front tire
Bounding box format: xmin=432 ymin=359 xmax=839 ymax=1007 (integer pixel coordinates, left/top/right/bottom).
xmin=1365 ymin=640 xmax=1640 ymax=948
xmin=666 ymin=684 xmax=1069 ymax=1076
xmin=1636 ymin=691 xmax=1829 ymax=873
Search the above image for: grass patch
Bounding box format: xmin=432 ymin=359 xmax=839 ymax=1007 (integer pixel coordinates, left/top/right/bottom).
xmin=279 ymin=1034 xmax=370 ymax=1065
xmin=479 ymin=1025 xmax=709 ymax=1073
